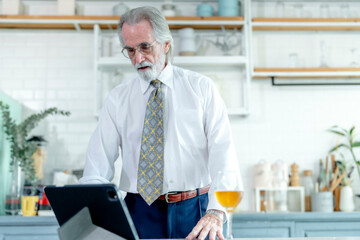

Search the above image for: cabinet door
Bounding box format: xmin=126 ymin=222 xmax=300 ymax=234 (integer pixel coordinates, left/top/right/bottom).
xmin=296 ymin=222 xmax=360 ymax=237
xmin=233 ymin=221 xmax=295 ymax=238
xmin=0 ymin=226 xmax=59 ymax=240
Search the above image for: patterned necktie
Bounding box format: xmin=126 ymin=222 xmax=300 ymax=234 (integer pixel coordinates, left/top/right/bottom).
xmin=137 ymin=80 xmax=164 ymax=205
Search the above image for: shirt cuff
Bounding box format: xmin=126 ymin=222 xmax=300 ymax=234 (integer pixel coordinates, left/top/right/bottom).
xmin=78 ymin=175 xmax=110 ymax=184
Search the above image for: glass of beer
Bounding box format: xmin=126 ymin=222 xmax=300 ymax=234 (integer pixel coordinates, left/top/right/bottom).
xmin=214 ymin=170 xmax=243 ymax=240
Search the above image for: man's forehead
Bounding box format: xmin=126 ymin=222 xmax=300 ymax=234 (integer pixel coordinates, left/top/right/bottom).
xmin=122 ymin=20 xmax=155 ymax=46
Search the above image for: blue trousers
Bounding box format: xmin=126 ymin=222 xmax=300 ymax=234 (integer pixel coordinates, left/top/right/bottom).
xmin=125 ymin=192 xmax=209 ymax=239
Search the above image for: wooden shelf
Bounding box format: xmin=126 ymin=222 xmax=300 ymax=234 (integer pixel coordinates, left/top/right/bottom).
xmin=252 ymin=18 xmax=360 ymax=31
xmin=98 ymin=56 xmax=248 ymax=69
xmin=253 ymin=68 xmax=360 ymax=78
xmin=0 ymin=15 xmax=244 ymax=30
xmin=253 ymin=18 xmax=360 ymax=23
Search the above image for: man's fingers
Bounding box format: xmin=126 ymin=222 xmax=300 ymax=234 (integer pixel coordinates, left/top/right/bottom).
xmin=217 ymin=229 xmax=225 ymax=240
xmin=197 ymin=222 xmax=212 ymax=240
xmin=185 ymin=219 xmax=205 ymax=240
xmin=209 ymin=227 xmax=217 ymax=240
xmin=186 ymin=213 xmax=224 ymax=240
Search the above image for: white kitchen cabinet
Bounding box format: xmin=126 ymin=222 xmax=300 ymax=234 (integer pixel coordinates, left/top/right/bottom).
xmin=93 ymin=1 xmax=252 ymax=116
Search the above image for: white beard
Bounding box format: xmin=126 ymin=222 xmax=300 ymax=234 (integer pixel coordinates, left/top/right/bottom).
xmin=135 ymin=53 xmax=166 ymax=82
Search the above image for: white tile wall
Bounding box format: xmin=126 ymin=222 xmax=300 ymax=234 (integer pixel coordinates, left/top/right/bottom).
xmin=0 ymin=30 xmax=96 ymax=187
xmin=1 ymin=1 xmax=360 ymax=212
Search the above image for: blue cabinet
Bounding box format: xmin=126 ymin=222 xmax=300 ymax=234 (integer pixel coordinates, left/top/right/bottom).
xmin=1 ymin=212 xmax=360 ymax=239
xmin=0 ymin=216 xmax=59 ymax=240
xmin=232 ymin=212 xmax=360 ymax=238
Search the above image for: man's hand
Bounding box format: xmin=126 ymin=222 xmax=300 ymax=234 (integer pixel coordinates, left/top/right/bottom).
xmin=186 ymin=212 xmax=224 ymax=240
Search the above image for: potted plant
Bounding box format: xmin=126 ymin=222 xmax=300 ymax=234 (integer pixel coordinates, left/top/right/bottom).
xmin=0 ymin=101 xmax=70 ymax=215
xmin=328 ymin=125 xmax=360 ymax=211
xmin=328 ymin=125 xmax=360 ymax=180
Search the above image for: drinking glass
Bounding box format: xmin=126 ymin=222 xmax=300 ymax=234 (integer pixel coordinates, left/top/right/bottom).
xmin=214 ymin=170 xmax=243 ymax=240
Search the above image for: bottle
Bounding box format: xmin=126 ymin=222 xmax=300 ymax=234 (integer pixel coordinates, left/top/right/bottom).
xmin=302 ymin=170 xmax=314 ymax=211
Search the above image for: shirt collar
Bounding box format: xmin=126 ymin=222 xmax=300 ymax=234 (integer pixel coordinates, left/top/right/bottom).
xmin=139 ymin=62 xmax=174 ymax=94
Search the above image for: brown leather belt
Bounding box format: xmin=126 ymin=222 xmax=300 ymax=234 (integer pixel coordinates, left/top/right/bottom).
xmin=158 ymin=185 xmax=210 ymax=203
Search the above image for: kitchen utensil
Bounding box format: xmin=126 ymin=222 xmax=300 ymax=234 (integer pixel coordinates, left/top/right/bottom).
xmin=330 ymin=170 xmax=346 ymax=192
xmin=329 ymin=165 xmax=339 ymax=191
xmin=317 ymin=159 xmax=323 ymax=190
xmin=331 ymin=154 xmax=336 ymax=173
xmin=321 ymin=156 xmax=329 ymax=191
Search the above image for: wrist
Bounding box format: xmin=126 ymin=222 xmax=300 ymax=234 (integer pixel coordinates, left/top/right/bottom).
xmin=206 ymin=209 xmax=226 ymax=224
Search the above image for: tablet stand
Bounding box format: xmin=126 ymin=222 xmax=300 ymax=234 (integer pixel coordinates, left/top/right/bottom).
xmin=58 ymin=207 xmax=125 ymax=240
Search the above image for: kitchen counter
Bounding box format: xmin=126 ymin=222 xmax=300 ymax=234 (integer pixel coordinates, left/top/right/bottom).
xmin=1 ymin=212 xmax=360 ymax=239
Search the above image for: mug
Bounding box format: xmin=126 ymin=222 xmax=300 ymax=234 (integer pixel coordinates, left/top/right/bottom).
xmin=22 ymin=196 xmax=39 ymax=216
xmin=311 ymin=192 xmax=333 ymax=212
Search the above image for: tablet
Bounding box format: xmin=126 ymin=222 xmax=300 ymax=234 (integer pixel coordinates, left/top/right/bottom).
xmin=44 ymin=184 xmax=139 ymax=240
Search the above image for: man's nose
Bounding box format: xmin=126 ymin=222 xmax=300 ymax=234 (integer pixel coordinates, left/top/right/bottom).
xmin=134 ymin=50 xmax=145 ymax=64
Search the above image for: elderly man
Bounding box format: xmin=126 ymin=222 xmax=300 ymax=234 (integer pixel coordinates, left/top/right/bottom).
xmin=80 ymin=6 xmax=242 ymax=240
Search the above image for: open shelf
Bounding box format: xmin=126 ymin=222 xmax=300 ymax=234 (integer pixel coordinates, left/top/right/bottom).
xmin=253 ymin=68 xmax=360 ymax=78
xmin=98 ymin=56 xmax=248 ymax=69
xmin=252 ymin=18 xmax=360 ymax=31
xmin=0 ymin=15 xmax=244 ymax=30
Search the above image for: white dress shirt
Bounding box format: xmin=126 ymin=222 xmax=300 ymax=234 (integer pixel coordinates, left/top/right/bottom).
xmin=80 ymin=63 xmax=242 ymax=212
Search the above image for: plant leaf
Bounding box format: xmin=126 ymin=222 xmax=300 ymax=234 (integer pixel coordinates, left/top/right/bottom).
xmin=329 ymin=143 xmax=350 ymax=153
xmin=350 ymin=126 xmax=355 ymax=135
xmin=352 ymin=141 xmax=360 ymax=148
xmin=328 ymin=129 xmax=346 ymax=136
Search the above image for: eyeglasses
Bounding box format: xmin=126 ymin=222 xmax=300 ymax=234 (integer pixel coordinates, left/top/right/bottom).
xmin=121 ymin=40 xmax=157 ymax=59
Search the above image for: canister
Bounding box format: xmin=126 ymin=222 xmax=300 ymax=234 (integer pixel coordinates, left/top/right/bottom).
xmin=178 ymin=28 xmax=196 ymax=56
xmin=218 ymin=0 xmax=239 ymax=16
xmin=197 ymin=3 xmax=214 ymax=17
xmin=311 ymin=192 xmax=334 ymax=212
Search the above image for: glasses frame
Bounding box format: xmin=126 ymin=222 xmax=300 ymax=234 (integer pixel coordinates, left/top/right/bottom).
xmin=121 ymin=40 xmax=158 ymax=59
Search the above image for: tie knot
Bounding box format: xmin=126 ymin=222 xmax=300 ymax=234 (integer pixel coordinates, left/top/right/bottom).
xmin=151 ymin=80 xmax=161 ymax=89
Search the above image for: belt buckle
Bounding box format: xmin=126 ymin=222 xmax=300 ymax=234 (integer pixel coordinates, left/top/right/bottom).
xmin=164 ymin=192 xmax=178 ymax=203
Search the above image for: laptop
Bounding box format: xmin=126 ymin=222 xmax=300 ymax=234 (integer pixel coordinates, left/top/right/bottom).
xmin=45 ymin=184 xmax=139 ymax=240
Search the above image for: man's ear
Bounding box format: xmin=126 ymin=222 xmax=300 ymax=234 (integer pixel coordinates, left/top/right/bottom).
xmin=164 ymin=41 xmax=171 ymax=53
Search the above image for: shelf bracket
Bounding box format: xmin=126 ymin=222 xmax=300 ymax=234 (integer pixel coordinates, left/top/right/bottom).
xmin=73 ymin=22 xmax=81 ymax=32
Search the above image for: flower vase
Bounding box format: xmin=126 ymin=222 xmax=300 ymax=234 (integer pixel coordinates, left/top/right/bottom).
xmin=5 ymin=159 xmax=24 ymax=215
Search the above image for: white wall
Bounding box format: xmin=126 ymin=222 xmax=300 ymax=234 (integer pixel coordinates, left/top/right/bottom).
xmin=0 ymin=30 xmax=97 ymax=184
xmin=1 ymin=0 xmax=360 ymax=212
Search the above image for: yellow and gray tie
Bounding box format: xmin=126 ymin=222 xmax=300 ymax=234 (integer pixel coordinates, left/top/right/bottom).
xmin=137 ymin=80 xmax=164 ymax=205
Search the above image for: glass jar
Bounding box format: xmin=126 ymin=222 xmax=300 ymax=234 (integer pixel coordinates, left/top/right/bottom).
xmin=302 ymin=170 xmax=314 ymax=211
xmin=161 ymin=4 xmax=176 ymax=17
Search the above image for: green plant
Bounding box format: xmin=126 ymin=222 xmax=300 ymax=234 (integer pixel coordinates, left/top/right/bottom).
xmin=328 ymin=125 xmax=360 ymax=181
xmin=0 ymin=101 xmax=70 ymax=194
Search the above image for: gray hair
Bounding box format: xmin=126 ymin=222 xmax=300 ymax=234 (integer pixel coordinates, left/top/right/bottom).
xmin=118 ymin=6 xmax=174 ymax=63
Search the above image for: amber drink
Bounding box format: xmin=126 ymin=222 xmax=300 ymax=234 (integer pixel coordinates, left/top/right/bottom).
xmin=213 ymin=170 xmax=243 ymax=240
xmin=215 ymin=191 xmax=243 ymax=212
